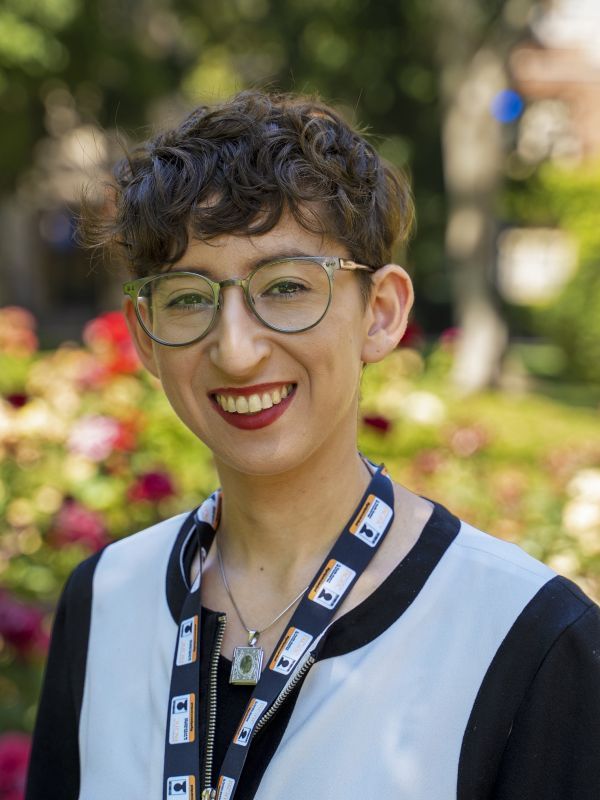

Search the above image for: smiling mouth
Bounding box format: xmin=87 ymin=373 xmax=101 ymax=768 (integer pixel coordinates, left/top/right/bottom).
xmin=211 ymin=384 xmax=296 ymax=415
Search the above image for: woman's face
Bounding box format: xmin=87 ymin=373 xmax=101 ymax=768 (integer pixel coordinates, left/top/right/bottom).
xmin=125 ymin=215 xmax=382 ymax=477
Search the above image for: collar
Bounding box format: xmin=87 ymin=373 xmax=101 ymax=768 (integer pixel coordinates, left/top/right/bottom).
xmin=165 ymin=497 xmax=461 ymax=659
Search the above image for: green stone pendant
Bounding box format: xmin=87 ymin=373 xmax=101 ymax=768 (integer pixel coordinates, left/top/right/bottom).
xmin=229 ymin=645 xmax=264 ymax=685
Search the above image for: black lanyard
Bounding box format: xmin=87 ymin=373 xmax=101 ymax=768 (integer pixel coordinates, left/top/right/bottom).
xmin=163 ymin=462 xmax=395 ymax=800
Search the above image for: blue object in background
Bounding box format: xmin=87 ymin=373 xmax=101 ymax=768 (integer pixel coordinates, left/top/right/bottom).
xmin=490 ymin=89 xmax=524 ymax=124
xmin=39 ymin=210 xmax=76 ymax=252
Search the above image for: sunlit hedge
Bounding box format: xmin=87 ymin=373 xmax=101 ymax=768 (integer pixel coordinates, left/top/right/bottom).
xmin=506 ymin=160 xmax=600 ymax=384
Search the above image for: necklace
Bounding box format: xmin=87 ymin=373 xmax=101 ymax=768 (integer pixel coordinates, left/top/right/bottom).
xmin=216 ymin=539 xmax=309 ymax=685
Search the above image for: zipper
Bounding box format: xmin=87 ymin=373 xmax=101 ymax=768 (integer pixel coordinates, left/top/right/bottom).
xmin=202 ymin=613 xmax=227 ymax=800
xmin=251 ymin=653 xmax=315 ymax=739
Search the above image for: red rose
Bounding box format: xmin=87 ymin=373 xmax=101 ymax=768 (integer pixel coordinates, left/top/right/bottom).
xmin=362 ymin=414 xmax=393 ymax=434
xmin=128 ymin=471 xmax=176 ymax=502
xmin=0 ymin=733 xmax=31 ymax=800
xmin=398 ymin=321 xmax=424 ymax=349
xmin=113 ymin=419 xmax=138 ymax=451
xmin=4 ymin=394 xmax=29 ymax=409
xmin=0 ymin=592 xmax=49 ymax=657
xmin=83 ymin=311 xmax=131 ymax=347
xmin=83 ymin=312 xmax=140 ymax=375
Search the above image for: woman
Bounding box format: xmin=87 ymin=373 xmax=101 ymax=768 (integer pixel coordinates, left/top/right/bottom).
xmin=26 ymin=91 xmax=600 ymax=800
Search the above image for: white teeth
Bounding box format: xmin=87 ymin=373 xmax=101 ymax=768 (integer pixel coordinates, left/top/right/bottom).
xmin=248 ymin=394 xmax=262 ymax=413
xmin=215 ymin=384 xmax=294 ymax=414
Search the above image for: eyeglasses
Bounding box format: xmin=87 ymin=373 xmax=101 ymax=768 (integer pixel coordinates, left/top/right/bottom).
xmin=122 ymin=256 xmax=373 ymax=347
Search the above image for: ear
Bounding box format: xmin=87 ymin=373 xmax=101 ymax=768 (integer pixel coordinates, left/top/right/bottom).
xmin=122 ymin=298 xmax=161 ymax=379
xmin=360 ymin=264 xmax=414 ymax=363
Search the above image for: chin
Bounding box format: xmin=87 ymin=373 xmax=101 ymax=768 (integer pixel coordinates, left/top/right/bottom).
xmin=213 ymin=441 xmax=314 ymax=479
xmin=171 ymin=392 xmax=358 ymax=480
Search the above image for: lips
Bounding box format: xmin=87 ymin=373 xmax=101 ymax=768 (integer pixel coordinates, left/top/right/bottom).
xmin=209 ymin=383 xmax=297 ymax=430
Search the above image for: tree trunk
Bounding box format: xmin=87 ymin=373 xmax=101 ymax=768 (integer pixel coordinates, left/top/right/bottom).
xmin=433 ymin=1 xmax=516 ymax=392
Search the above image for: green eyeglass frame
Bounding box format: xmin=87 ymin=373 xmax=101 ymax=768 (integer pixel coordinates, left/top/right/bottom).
xmin=122 ymin=255 xmax=373 ymax=347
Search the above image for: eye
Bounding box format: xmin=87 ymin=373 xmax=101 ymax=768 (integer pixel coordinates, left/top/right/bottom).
xmin=166 ymin=292 xmax=213 ymax=310
xmin=262 ymin=279 xmax=310 ymax=298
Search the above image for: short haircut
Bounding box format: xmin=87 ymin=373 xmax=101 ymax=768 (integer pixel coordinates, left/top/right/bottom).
xmin=82 ymin=90 xmax=414 ymax=301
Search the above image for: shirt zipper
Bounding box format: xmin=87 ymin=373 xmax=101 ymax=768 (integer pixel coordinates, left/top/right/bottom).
xmin=251 ymin=653 xmax=316 ymax=739
xmin=202 ymin=613 xmax=227 ymax=800
xmin=201 ymin=637 xmax=315 ymax=798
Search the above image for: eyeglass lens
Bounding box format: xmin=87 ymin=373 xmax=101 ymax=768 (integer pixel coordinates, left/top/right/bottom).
xmin=136 ymin=259 xmax=331 ymax=345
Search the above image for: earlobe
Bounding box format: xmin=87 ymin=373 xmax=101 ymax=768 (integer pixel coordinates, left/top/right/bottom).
xmin=122 ymin=298 xmax=161 ymax=379
xmin=361 ymin=264 xmax=414 ymax=364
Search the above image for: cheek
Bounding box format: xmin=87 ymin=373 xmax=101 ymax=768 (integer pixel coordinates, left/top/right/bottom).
xmin=304 ymin=308 xmax=365 ymax=394
xmin=152 ymin=350 xmax=205 ymax=426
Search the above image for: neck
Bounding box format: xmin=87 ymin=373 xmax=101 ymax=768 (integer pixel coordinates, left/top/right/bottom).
xmin=213 ymin=444 xmax=372 ymax=589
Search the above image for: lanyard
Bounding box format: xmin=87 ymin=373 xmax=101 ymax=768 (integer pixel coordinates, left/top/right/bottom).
xmin=163 ymin=462 xmax=394 ymax=800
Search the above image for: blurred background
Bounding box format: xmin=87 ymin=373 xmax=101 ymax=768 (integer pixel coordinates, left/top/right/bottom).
xmin=0 ymin=0 xmax=599 ymax=793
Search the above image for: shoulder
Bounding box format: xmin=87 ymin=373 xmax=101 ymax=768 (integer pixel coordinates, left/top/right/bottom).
xmin=454 ymin=522 xmax=600 ymax=798
xmin=405 ymin=502 xmax=599 ymax=666
xmin=451 ymin=515 xmax=595 ymax=632
xmin=417 ymin=503 xmax=558 ymax=613
xmin=51 ymin=508 xmax=198 ymax=698
xmin=62 ymin=509 xmax=194 ymax=609
xmin=451 ymin=518 xmax=555 ymax=584
xmin=438 ymin=514 xmax=599 ymax=697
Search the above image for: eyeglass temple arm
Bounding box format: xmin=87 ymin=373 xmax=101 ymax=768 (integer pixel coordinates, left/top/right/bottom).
xmin=339 ymin=258 xmax=374 ymax=272
xmin=123 ymin=280 xmax=142 ymax=296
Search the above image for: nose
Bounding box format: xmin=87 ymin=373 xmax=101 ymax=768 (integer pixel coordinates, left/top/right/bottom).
xmin=207 ymin=285 xmax=271 ymax=377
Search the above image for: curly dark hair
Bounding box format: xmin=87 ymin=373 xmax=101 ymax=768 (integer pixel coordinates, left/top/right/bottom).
xmin=82 ymin=90 xmax=414 ymax=301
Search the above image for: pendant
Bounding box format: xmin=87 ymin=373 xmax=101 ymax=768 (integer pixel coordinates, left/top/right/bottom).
xmin=230 ymin=633 xmax=264 ymax=685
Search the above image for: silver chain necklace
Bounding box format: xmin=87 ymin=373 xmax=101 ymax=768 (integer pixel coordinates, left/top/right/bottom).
xmin=215 ymin=539 xmax=309 ymax=685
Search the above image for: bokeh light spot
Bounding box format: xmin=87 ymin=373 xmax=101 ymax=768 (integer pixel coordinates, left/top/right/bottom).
xmin=490 ymin=89 xmax=524 ymax=123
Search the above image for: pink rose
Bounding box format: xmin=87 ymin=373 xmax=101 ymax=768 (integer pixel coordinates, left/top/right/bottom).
xmin=49 ymin=499 xmax=108 ymax=552
xmin=0 ymin=306 xmax=38 ymax=357
xmin=0 ymin=733 xmax=31 ymax=800
xmin=413 ymin=449 xmax=445 ymax=475
xmin=449 ymin=424 xmax=489 ymax=457
xmin=67 ymin=415 xmax=122 ymax=461
xmin=439 ymin=327 xmax=460 ymax=348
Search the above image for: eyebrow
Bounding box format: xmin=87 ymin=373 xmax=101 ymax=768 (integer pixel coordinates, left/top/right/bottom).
xmin=169 ymin=250 xmax=321 ymax=281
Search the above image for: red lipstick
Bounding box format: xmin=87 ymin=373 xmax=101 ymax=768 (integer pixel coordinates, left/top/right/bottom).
xmin=209 ymin=384 xmax=296 ymax=430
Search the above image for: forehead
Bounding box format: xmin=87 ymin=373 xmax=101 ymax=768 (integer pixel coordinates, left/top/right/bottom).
xmin=171 ymin=214 xmax=350 ymax=279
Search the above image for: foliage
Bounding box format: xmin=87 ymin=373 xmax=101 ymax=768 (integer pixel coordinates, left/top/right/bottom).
xmin=1 ymin=307 xmax=599 ymax=786
xmin=505 ymin=161 xmax=600 ymax=383
xmin=362 ymin=347 xmax=600 ymax=586
xmin=1 ymin=0 xmax=452 ymax=329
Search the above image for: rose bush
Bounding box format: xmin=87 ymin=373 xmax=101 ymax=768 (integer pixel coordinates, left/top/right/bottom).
xmin=0 ymin=308 xmax=216 ymax=766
